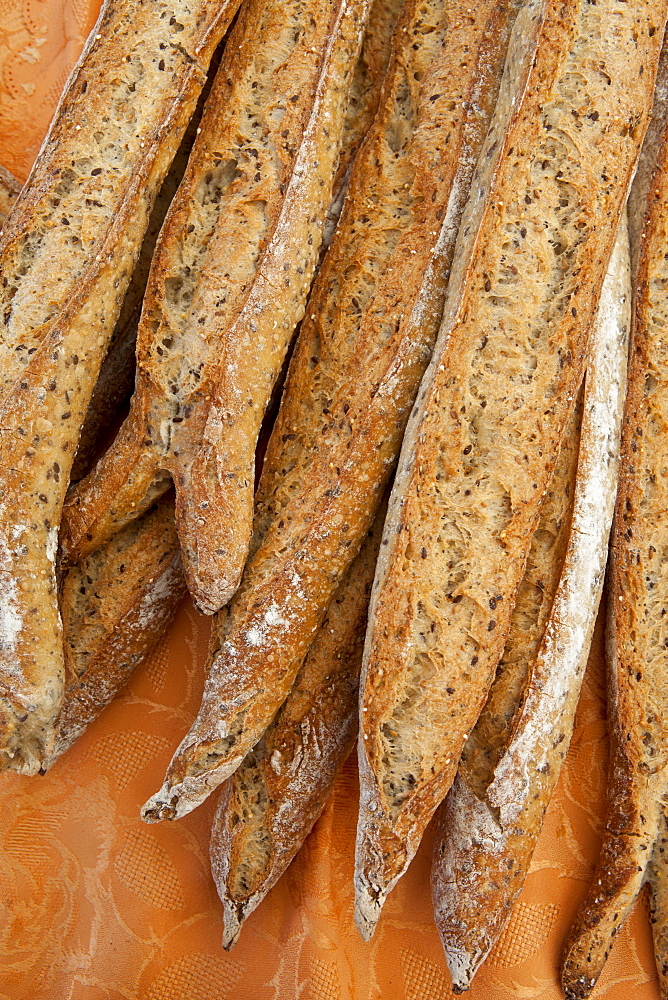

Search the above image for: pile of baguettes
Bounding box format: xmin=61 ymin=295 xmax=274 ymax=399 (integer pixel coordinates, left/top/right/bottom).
xmin=2 ymin=0 xmax=668 ymax=991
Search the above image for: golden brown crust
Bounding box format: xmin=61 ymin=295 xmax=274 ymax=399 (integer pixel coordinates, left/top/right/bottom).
xmin=321 ymin=0 xmax=402 ymax=253
xmin=210 ymin=502 xmax=384 ymax=949
xmin=355 ymin=0 xmax=664 ymax=938
xmin=61 ymin=0 xmax=373 ymax=614
xmin=42 ymin=495 xmax=186 ymax=769
xmin=562 ymin=42 xmax=668 ymax=1000
xmin=71 ymin=86 xmax=207 ymax=480
xmin=0 ymin=0 xmax=240 ymax=774
xmin=459 ymin=389 xmax=584 ymax=801
xmin=433 ymin=214 xmax=631 ymax=993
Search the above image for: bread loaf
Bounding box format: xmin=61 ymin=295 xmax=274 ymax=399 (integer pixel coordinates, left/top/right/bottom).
xmin=71 ymin=83 xmax=208 ymax=480
xmin=209 ymin=5 xmax=401 ymax=926
xmin=141 ymin=0 xmax=523 ymax=823
xmin=453 ymin=388 xmax=584 ymax=801
xmin=210 ymin=502 xmax=385 ymax=949
xmin=322 ymin=0 xmax=401 ymax=256
xmin=41 ymin=495 xmax=185 ymax=769
xmin=61 ymin=0 xmax=373 ymax=614
xmin=562 ymin=43 xmax=668 ymax=1000
xmin=355 ymin=0 xmax=665 ymax=939
xmin=0 ymin=165 xmax=20 ymax=226
xmin=432 ymin=213 xmax=630 ymax=993
xmin=0 ymin=0 xmax=241 ymax=773
xmin=52 ymin=104 xmax=203 ymax=752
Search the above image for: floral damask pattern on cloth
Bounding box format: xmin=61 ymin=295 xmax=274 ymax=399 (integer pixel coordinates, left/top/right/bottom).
xmin=0 ymin=1 xmax=662 ymax=997
xmin=0 ymin=0 xmax=98 ymax=180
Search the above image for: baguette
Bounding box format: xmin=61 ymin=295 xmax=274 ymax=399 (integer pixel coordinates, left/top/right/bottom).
xmin=354 ymin=0 xmax=664 ymax=939
xmin=71 ymin=80 xmax=209 ymax=481
xmin=210 ymin=501 xmax=385 ymax=949
xmin=0 ymin=0 xmax=241 ymax=773
xmin=208 ymin=4 xmax=402 ymax=928
xmin=562 ymin=47 xmax=668 ymax=1000
xmin=61 ymin=0 xmax=373 ymax=615
xmin=141 ymin=0 xmax=524 ymax=823
xmin=0 ymin=165 xmax=21 ymax=225
xmin=322 ymin=0 xmax=402 ymax=256
xmin=432 ymin=213 xmax=630 ymax=994
xmin=41 ymin=494 xmax=185 ymax=769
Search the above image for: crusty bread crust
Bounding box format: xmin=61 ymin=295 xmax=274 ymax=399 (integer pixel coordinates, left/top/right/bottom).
xmin=562 ymin=41 xmax=668 ymax=1000
xmin=355 ymin=0 xmax=665 ymax=939
xmin=42 ymin=495 xmax=185 ymax=769
xmin=457 ymin=389 xmax=584 ymax=804
xmin=0 ymin=165 xmax=21 ymax=226
xmin=61 ymin=0 xmax=373 ymax=615
xmin=141 ymin=0 xmax=523 ymax=823
xmin=322 ymin=0 xmax=401 ymax=256
xmin=71 ymin=86 xmax=208 ymax=480
xmin=210 ymin=503 xmax=384 ymax=949
xmin=432 ymin=215 xmax=630 ymax=993
xmin=0 ymin=0 xmax=240 ymax=773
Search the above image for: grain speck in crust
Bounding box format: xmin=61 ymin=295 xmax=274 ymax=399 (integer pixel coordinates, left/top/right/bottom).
xmin=0 ymin=0 xmax=240 ymax=773
xmin=140 ymin=0 xmax=523 ymax=824
xmin=355 ymin=0 xmax=666 ymax=940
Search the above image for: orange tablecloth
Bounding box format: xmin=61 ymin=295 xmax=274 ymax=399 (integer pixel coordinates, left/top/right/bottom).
xmin=0 ymin=1 xmax=661 ymax=997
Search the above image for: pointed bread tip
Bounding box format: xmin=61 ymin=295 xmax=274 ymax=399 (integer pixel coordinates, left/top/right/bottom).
xmin=141 ymin=760 xmax=239 ymax=823
xmin=353 ymin=880 xmax=384 ymax=942
xmin=222 ymin=902 xmax=243 ymax=950
xmin=560 ymin=966 xmax=598 ymax=1000
xmin=140 ymin=786 xmax=176 ymax=824
xmin=560 ymin=942 xmax=601 ymax=1000
xmin=439 ymin=940 xmax=481 ymax=995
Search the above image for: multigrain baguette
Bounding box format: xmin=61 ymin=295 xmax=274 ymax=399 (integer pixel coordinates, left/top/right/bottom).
xmin=0 ymin=0 xmax=241 ymax=773
xmin=354 ymin=0 xmax=665 ymax=939
xmin=432 ymin=215 xmax=631 ymax=994
xmin=453 ymin=388 xmax=585 ymax=802
xmin=210 ymin=501 xmax=386 ymax=949
xmin=561 ymin=49 xmax=668 ymax=1000
xmin=0 ymin=165 xmax=21 ymax=225
xmin=322 ymin=0 xmax=402 ymax=255
xmin=61 ymin=0 xmax=373 ymax=614
xmin=141 ymin=0 xmax=524 ymax=823
xmin=71 ymin=76 xmax=211 ymax=481
xmin=208 ymin=8 xmax=402 ymax=923
xmin=42 ymin=495 xmax=186 ymax=770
